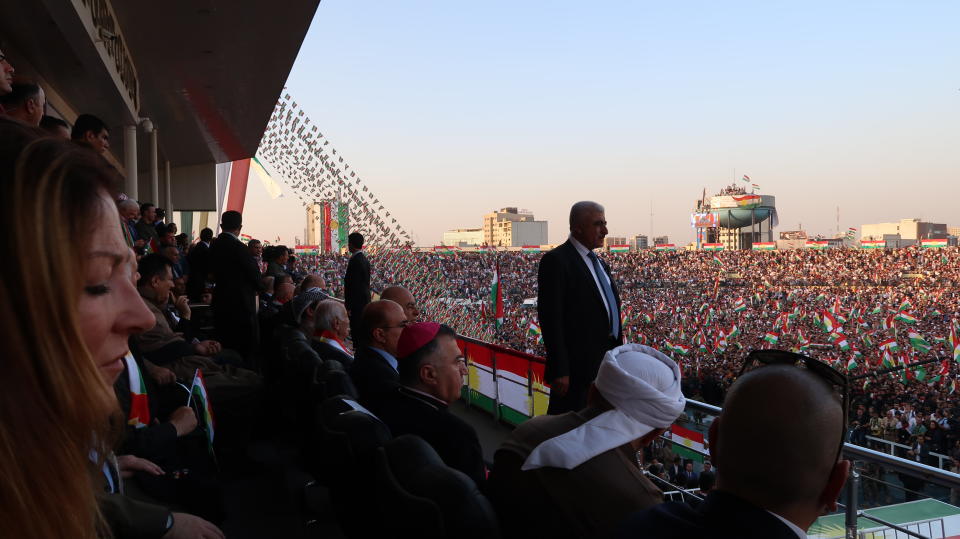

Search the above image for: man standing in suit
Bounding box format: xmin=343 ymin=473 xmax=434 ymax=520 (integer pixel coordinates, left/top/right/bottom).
xmin=344 ymin=232 xmax=371 ymax=343
xmin=186 ymin=228 xmax=213 ymax=302
xmin=209 ymin=211 xmax=262 ymax=367
xmin=538 ymin=201 xmax=621 ymax=414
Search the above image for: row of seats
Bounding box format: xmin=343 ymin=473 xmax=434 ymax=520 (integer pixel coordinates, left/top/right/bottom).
xmin=273 ymin=324 xmax=499 ymax=537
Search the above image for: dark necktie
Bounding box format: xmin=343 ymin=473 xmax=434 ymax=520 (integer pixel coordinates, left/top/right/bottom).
xmin=588 ymin=251 xmax=620 ymax=337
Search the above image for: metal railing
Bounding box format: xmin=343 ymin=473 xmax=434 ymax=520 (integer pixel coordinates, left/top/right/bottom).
xmin=863 ymin=435 xmax=952 ymax=471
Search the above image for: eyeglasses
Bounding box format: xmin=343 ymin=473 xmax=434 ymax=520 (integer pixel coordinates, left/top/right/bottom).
xmin=739 ymin=349 xmax=849 ymax=464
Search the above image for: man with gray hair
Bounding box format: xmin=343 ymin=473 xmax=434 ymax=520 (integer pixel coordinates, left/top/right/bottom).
xmin=538 ymin=200 xmax=621 ymax=413
xmin=310 ymin=299 xmax=353 ymax=368
xmin=489 ymin=344 xmax=685 ymax=539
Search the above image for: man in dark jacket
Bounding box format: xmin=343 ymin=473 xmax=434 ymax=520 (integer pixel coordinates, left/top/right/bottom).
xmin=186 ymin=228 xmax=213 ymax=302
xmin=209 ymin=211 xmax=262 ymax=366
xmin=343 ymin=232 xmax=370 ymax=343
xmin=537 ymin=201 xmax=621 ymax=413
xmin=351 ymin=300 xmax=406 ymax=402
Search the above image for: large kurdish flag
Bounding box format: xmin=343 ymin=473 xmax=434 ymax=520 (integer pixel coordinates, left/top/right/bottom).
xmin=921 ymin=239 xmax=948 ymax=248
xmin=860 ymin=240 xmax=884 ymax=249
xmin=806 ymin=240 xmax=830 ymax=249
xmin=655 ymin=244 xmax=676 ymax=251
xmin=752 ymin=242 xmax=776 ymax=250
xmin=670 ymin=424 xmax=707 ymax=461
xmin=609 ymin=245 xmax=630 ymax=253
xmin=732 ymin=194 xmax=761 ymax=208
xmin=703 ymin=243 xmax=724 ymax=251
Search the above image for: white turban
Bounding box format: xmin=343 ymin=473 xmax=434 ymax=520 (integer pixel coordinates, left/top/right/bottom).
xmin=522 ymin=344 xmax=686 ymax=470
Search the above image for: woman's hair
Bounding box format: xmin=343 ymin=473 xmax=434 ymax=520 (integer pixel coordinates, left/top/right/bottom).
xmin=0 ymin=117 xmax=123 ymax=538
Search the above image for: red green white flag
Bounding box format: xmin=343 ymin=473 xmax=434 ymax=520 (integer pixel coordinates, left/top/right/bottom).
xmin=123 ymin=354 xmax=150 ymax=429
xmin=491 ymin=262 xmax=503 ymax=329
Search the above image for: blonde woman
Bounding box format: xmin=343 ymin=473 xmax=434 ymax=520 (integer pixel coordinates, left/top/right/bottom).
xmin=0 ymin=120 xmax=222 ymax=538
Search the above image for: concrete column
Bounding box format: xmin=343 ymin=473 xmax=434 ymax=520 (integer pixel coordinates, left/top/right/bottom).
xmin=149 ymin=127 xmax=159 ymax=205
xmin=123 ymin=125 xmax=138 ymax=200
xmin=165 ymin=159 xmax=172 ymax=214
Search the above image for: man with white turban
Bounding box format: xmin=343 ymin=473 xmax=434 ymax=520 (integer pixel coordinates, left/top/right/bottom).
xmin=487 ymin=344 xmax=687 ymax=539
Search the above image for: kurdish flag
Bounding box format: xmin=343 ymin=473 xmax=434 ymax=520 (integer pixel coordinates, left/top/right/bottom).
xmin=921 ymin=239 xmax=948 ymax=248
xmin=908 ymin=331 xmax=932 ymax=354
xmin=860 ymin=240 xmax=885 ymax=249
xmin=752 ymin=242 xmax=776 ymax=250
xmin=881 ymin=351 xmax=896 ymax=369
xmin=670 ymin=424 xmax=707 ymax=455
xmin=846 ymin=357 xmax=858 ymax=371
xmin=609 ymin=245 xmax=630 ymax=253
xmin=703 ymin=243 xmax=725 ymax=251
xmin=883 ymin=313 xmax=896 ymax=330
xmin=189 ymin=369 xmax=215 ymax=450
xmin=822 ymin=310 xmax=840 ymax=333
xmin=899 ymin=300 xmax=913 ymax=312
xmin=491 ymin=262 xmax=504 ymax=329
xmin=732 ymin=195 xmax=761 ymax=208
xmin=123 ymin=354 xmax=150 ymax=429
xmin=951 ymin=324 xmax=960 ymax=362
xmin=763 ymin=332 xmax=779 ymax=345
xmin=655 ymin=244 xmax=676 ymax=251
xmin=806 ymin=240 xmax=830 ymax=249
xmin=729 ymin=324 xmax=741 ymax=338
xmin=836 ymin=337 xmax=851 ymax=352
xmin=879 ymin=338 xmax=899 ymax=353
xmin=733 ymin=298 xmax=747 ymax=312
xmin=895 ymin=311 xmax=918 ymax=325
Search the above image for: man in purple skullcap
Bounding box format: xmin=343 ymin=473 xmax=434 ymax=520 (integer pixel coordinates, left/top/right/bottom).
xmin=366 ymin=322 xmax=486 ymax=486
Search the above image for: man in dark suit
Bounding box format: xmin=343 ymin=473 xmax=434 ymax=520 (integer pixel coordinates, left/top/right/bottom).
xmin=538 ymin=201 xmax=621 ymax=414
xmin=343 ymin=232 xmax=371 ymax=344
xmin=209 ymin=211 xmax=262 ymax=367
xmin=617 ymin=365 xmax=850 ymax=539
xmin=351 ymin=300 xmax=406 ymax=403
xmin=186 ymin=227 xmax=213 ymax=302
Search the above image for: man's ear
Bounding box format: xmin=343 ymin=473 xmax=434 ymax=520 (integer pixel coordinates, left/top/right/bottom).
xmin=419 ymin=362 xmax=436 ymax=385
xmin=84 ymin=131 xmax=97 ymax=144
xmin=819 ymin=459 xmax=850 ymax=513
xmin=708 ymin=417 xmax=721 ymax=467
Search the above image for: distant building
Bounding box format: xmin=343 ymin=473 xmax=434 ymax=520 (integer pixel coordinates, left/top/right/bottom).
xmin=948 ymin=226 xmax=960 ymax=238
xmin=779 ymin=230 xmax=808 ymax=240
xmin=861 ymin=219 xmax=947 ymax=241
xmin=442 ymin=228 xmax=483 ymax=247
xmin=630 ymin=234 xmax=649 ymax=250
xmin=653 ymin=235 xmax=669 ymax=246
xmin=483 ymin=207 xmax=548 ymax=247
xmin=603 ymin=236 xmax=627 ymax=251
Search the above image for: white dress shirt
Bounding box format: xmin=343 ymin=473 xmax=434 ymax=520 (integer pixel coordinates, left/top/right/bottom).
xmin=569 ymin=235 xmax=613 ymax=319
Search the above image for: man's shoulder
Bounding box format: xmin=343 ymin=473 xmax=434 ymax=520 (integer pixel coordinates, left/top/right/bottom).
xmin=616 ymin=501 xmax=703 ymax=539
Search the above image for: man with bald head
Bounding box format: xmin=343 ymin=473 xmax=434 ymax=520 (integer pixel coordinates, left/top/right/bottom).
xmin=350 ymin=300 xmax=407 ymax=402
xmin=538 ymin=201 xmax=621 ymax=413
xmin=380 ymin=285 xmax=420 ymax=322
xmin=618 ymin=364 xmax=850 ymax=538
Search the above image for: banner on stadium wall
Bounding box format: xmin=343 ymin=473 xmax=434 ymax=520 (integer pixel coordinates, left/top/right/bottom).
xmin=702 ymin=243 xmax=724 ymax=251
xmin=458 ymin=337 xmax=550 ymax=425
xmin=752 ymin=242 xmax=776 ymax=250
xmin=522 ymin=245 xmax=541 ymax=253
xmin=294 ymin=244 xmax=319 ymax=255
xmin=806 ymin=240 xmax=830 ymax=249
xmin=691 ymin=213 xmax=719 ymax=228
xmin=609 ymin=245 xmax=630 ymax=253
xmin=655 ymin=244 xmax=676 ymax=251
xmin=861 ymin=240 xmax=885 ymax=249
xmin=921 ymin=239 xmax=947 ymax=248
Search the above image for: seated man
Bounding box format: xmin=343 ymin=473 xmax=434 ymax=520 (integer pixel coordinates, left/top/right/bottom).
xmin=310 ymin=299 xmax=354 ymax=368
xmin=618 ymin=363 xmax=850 ymax=539
xmin=367 ymin=322 xmax=484 ymax=486
xmin=132 ymin=254 xmax=261 ymax=406
xmin=488 ymin=344 xmax=685 ymax=539
xmin=351 ymin=300 xmax=407 ymax=402
xmin=380 ymin=285 xmax=420 ymax=322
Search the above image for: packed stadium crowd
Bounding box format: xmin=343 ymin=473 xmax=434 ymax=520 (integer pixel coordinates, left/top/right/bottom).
xmin=2 ymin=47 xmax=958 ymax=538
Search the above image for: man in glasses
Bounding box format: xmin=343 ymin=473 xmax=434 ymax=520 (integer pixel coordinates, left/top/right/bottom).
xmin=619 ymin=361 xmax=850 ymax=539
xmin=351 ymin=300 xmax=407 ymax=403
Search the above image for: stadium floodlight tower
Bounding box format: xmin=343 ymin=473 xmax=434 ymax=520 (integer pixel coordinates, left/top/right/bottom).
xmin=691 ymin=184 xmax=778 ymax=250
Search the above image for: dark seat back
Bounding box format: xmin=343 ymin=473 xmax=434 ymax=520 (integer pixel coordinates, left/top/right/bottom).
xmin=375 ymin=435 xmax=501 ymax=539
xmin=314 ymin=397 xmax=392 ymax=537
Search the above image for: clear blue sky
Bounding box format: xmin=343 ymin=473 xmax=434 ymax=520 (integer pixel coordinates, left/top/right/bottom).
xmin=243 ymin=0 xmax=960 ymax=247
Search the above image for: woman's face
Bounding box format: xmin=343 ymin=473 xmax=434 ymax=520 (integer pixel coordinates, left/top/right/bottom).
xmin=77 ymin=193 xmax=155 ymax=383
